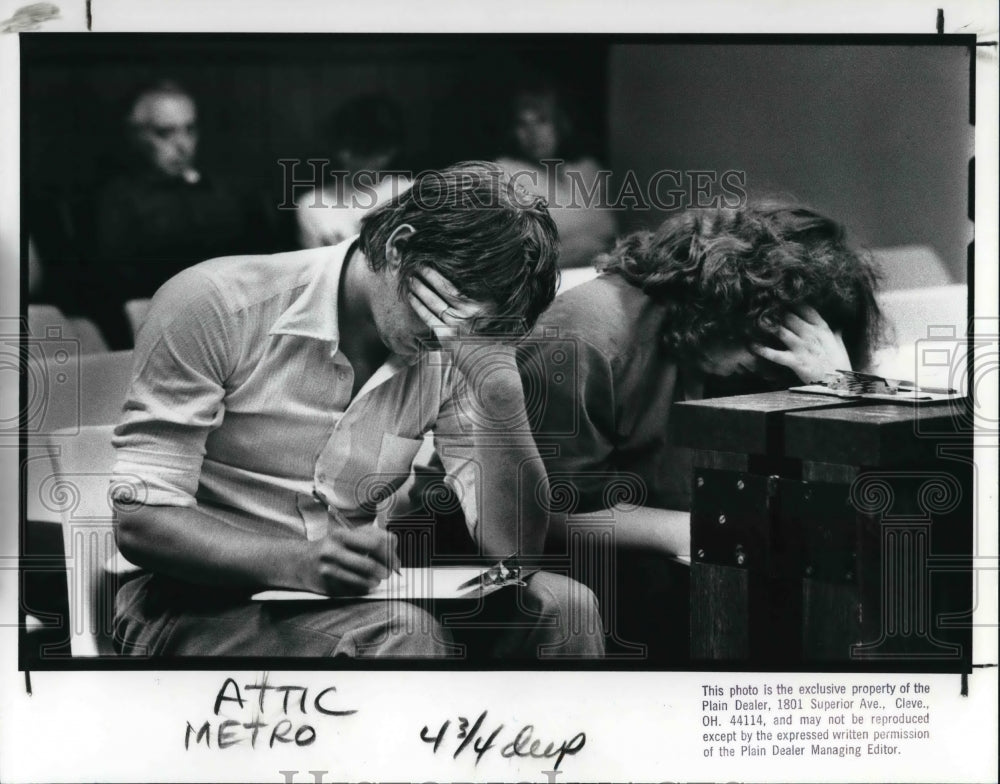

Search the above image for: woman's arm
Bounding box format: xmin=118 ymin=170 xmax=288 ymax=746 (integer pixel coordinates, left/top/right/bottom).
xmin=552 ymin=506 xmax=690 ymax=557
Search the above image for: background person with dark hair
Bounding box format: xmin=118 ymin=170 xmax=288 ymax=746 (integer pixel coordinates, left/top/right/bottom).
xmin=519 ymin=202 xmax=885 ymax=660
xmin=111 ymin=162 xmax=604 ymax=660
xmin=89 ymin=80 xmax=276 ymax=348
xmin=496 ymin=82 xmax=616 ymax=269
xmin=296 ymin=94 xmax=412 ymax=249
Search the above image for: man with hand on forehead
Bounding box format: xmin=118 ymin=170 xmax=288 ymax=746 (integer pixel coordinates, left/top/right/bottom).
xmin=112 ymin=161 xmax=604 ymax=658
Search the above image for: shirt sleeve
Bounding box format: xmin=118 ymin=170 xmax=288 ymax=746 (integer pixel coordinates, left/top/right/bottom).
xmin=518 ymin=330 xmax=619 ymax=515
xmin=111 ymin=266 xmax=234 ymax=508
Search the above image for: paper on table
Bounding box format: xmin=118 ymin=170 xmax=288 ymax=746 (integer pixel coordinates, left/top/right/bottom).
xmin=789 ymin=384 xmax=962 ymax=404
xmin=252 ymin=567 xmax=504 ymax=601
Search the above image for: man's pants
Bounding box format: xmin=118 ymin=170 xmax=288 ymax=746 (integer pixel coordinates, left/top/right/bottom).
xmin=114 ymin=571 xmax=605 ymax=659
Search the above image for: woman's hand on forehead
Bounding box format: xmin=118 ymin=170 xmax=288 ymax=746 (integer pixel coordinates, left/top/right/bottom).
xmin=750 ymin=305 xmax=851 ymax=384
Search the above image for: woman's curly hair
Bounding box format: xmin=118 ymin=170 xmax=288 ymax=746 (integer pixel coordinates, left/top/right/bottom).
xmin=595 ymin=203 xmax=886 ymax=371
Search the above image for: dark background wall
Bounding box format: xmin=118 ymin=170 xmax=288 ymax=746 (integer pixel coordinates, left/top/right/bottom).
xmin=607 ymin=43 xmax=973 ymax=282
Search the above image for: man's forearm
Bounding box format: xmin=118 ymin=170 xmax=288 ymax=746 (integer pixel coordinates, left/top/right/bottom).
xmin=115 ymin=504 xmax=310 ymax=590
xmin=459 ymin=349 xmax=550 ymax=556
xmin=474 ymin=442 xmax=549 ymax=556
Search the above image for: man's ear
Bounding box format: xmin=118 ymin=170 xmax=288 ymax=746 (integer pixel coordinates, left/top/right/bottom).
xmin=385 ymin=224 xmax=416 ymax=270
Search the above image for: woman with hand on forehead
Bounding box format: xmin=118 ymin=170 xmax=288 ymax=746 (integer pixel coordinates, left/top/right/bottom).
xmin=519 ymin=202 xmax=885 ymax=659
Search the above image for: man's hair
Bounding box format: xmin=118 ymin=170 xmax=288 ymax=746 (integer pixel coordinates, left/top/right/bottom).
xmin=125 ymin=79 xmax=195 ymax=126
xmin=596 ymin=202 xmax=885 ymax=371
xmin=359 ymin=161 xmax=560 ymax=337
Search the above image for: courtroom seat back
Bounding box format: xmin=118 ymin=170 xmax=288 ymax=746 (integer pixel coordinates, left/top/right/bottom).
xmin=873 ymin=284 xmax=968 ymax=388
xmin=25 ymin=350 xmax=133 ymax=524
xmin=870 ymin=245 xmax=953 ymax=290
xmin=28 ymin=303 xmax=108 ymax=354
xmin=124 ymin=298 xmax=152 ymax=344
xmin=44 ymin=424 xmax=139 ymax=656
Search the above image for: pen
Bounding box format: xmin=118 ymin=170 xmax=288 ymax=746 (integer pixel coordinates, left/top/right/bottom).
xmin=896 ymin=382 xmax=959 ymax=396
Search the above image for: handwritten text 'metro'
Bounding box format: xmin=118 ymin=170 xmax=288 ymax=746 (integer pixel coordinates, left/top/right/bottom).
xmin=185 ymin=674 xmax=358 ymax=750
xmin=420 ymin=710 xmax=586 ymax=771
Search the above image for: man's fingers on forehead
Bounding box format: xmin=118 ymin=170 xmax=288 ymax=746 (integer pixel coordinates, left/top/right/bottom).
xmin=411 ymin=276 xmax=491 ymax=322
xmin=408 ymin=292 xmax=438 ymax=325
xmin=409 ymin=276 xmax=446 ymax=307
xmin=417 ymin=269 xmax=486 ymax=308
xmin=416 ymin=267 xmax=461 ymax=296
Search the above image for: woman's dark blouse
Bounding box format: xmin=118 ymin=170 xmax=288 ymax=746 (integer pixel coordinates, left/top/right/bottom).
xmin=519 ymin=273 xmax=695 ymax=515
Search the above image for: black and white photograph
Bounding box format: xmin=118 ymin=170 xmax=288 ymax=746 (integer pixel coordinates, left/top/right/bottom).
xmin=1 ymin=2 xmax=997 ymax=782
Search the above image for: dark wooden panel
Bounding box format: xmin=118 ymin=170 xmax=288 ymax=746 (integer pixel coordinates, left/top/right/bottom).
xmin=850 ymin=464 xmax=973 ymax=665
xmin=673 ymin=391 xmax=852 ymax=456
xmin=799 ymin=466 xmax=973 ymax=665
xmin=802 ymin=460 xmax=859 ymax=484
xmin=691 ymin=450 xmax=749 ymax=472
xmin=780 ymin=478 xmax=863 ymax=661
xmin=691 ymin=469 xmax=802 ymax=664
xmin=784 ymin=402 xmax=970 ymax=467
xmin=691 ymin=563 xmax=748 ymax=660
xmin=802 ymin=579 xmax=861 ymax=661
xmin=691 ymin=469 xmax=771 ymax=571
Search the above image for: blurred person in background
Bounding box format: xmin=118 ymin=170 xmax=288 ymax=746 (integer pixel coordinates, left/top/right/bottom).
xmin=90 ymin=80 xmax=274 ymax=348
xmin=496 ymin=82 xmax=615 ymax=268
xmin=296 ymin=94 xmax=412 ymax=249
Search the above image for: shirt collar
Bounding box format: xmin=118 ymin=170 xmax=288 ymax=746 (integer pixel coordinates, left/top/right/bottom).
xmin=268 ymin=237 xmax=358 ymax=344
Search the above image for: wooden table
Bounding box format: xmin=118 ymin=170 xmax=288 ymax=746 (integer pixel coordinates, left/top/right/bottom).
xmin=673 ymin=391 xmax=973 ymax=668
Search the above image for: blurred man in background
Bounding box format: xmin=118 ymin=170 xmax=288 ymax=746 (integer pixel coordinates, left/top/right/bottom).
xmin=90 ymin=80 xmax=278 ymax=348
xmin=128 ymin=80 xmax=201 ymax=182
xmin=295 ymin=93 xmax=412 ymax=249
